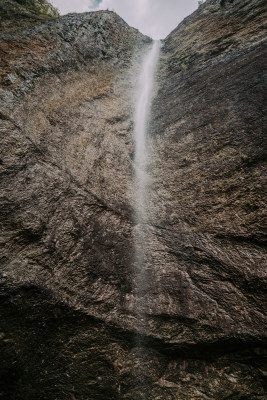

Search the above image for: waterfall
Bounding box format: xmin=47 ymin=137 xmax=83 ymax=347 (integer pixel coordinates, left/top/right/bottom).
xmin=134 ymin=40 xmax=161 ymax=225
xmin=132 ymin=38 xmax=160 ymax=399
xmin=133 ymin=40 xmax=160 ymax=326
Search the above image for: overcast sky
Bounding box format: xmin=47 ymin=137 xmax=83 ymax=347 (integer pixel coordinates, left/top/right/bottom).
xmin=50 ymin=0 xmax=199 ymax=39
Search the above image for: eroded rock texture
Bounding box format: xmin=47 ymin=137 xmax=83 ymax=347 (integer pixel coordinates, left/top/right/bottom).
xmin=0 ymin=0 xmax=266 ymax=399
xmin=0 ymin=0 xmax=59 ymax=31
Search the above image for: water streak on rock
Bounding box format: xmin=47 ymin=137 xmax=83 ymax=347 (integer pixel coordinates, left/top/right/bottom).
xmin=134 ymin=40 xmax=160 ymax=224
xmin=133 ymin=40 xmax=160 ymax=321
xmin=133 ymin=37 xmax=160 ymax=399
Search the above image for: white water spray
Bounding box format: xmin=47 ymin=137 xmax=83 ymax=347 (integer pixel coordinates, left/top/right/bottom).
xmin=134 ymin=40 xmax=161 ymax=224
xmin=132 ymin=39 xmax=160 ymax=398
xmin=133 ymin=40 xmax=160 ymax=321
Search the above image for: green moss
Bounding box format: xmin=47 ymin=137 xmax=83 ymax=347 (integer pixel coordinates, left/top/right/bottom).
xmin=0 ymin=0 xmax=59 ymax=31
xmin=240 ymin=152 xmax=249 ymax=161
xmin=184 ymin=24 xmax=200 ymax=34
xmin=22 ymin=20 xmax=32 ymax=27
xmin=182 ymin=155 xmax=191 ymax=161
xmin=13 ymin=0 xmax=59 ymax=18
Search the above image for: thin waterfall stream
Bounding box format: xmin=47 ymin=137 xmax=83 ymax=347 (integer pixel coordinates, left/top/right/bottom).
xmin=134 ymin=40 xmax=161 ymax=225
xmin=133 ymin=40 xmax=160 ymax=383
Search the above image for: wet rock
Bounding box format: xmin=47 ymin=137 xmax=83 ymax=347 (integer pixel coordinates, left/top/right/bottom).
xmin=0 ymin=0 xmax=266 ymax=398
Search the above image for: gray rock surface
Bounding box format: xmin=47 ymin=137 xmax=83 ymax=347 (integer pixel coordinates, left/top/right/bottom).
xmin=0 ymin=0 xmax=266 ymax=399
xmin=0 ymin=0 xmax=59 ymax=31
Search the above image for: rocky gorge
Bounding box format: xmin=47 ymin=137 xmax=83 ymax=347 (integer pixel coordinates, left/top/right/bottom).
xmin=0 ymin=0 xmax=266 ymax=399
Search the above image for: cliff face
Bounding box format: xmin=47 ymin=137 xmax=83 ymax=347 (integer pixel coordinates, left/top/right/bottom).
xmin=0 ymin=0 xmax=59 ymax=31
xmin=0 ymin=0 xmax=266 ymax=399
xmin=147 ymin=0 xmax=267 ymax=343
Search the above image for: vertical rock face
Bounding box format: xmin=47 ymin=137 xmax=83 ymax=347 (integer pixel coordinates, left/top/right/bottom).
xmin=0 ymin=0 xmax=266 ymax=399
xmin=142 ymin=0 xmax=267 ymax=397
xmin=0 ymin=8 xmax=151 ymax=399
xmin=146 ymin=0 xmax=267 ymax=335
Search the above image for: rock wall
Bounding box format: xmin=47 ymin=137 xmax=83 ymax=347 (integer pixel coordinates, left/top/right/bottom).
xmin=0 ymin=0 xmax=59 ymax=31
xmin=147 ymin=0 xmax=267 ymax=345
xmin=0 ymin=0 xmax=266 ymax=399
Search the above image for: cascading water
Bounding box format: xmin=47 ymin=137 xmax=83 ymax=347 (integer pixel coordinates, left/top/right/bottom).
xmin=134 ymin=40 xmax=161 ymax=226
xmin=134 ymin=39 xmax=160 ymax=314
xmin=133 ymin=40 xmax=160 ymax=394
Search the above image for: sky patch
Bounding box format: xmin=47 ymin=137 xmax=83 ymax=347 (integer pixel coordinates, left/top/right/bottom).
xmin=50 ymin=0 xmax=199 ymax=39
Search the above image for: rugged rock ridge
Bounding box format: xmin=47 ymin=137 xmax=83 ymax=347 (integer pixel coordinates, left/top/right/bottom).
xmin=0 ymin=0 xmax=59 ymax=31
xmin=0 ymin=0 xmax=266 ymax=399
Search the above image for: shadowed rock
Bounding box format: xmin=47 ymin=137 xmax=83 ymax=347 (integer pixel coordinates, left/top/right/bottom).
xmin=0 ymin=0 xmax=266 ymax=398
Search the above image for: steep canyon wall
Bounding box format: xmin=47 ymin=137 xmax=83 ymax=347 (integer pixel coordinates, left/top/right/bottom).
xmin=0 ymin=0 xmax=266 ymax=399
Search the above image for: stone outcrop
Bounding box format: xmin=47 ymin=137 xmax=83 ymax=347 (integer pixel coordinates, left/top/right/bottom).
xmin=0 ymin=0 xmax=266 ymax=399
xmin=0 ymin=0 xmax=59 ymax=31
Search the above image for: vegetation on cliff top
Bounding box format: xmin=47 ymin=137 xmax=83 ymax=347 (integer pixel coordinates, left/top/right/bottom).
xmin=0 ymin=0 xmax=59 ymax=31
